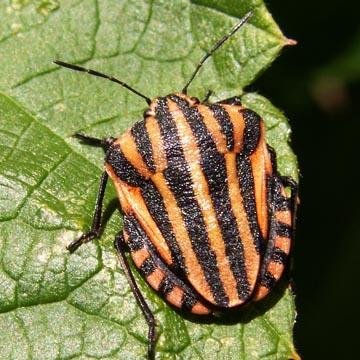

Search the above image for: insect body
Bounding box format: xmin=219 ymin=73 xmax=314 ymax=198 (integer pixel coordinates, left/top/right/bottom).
xmin=107 ymin=92 xmax=296 ymax=309
xmin=55 ymin=12 xmax=298 ymax=359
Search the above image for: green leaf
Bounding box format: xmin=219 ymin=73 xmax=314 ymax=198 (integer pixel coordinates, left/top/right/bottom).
xmin=0 ymin=1 xmax=299 ymax=359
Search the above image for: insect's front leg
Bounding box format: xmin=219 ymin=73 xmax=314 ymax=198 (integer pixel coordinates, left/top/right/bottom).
xmin=67 ymin=133 xmax=116 ymax=253
xmin=67 ymin=171 xmax=108 ymax=252
xmin=73 ymin=132 xmax=115 ymax=150
xmin=114 ymin=232 xmax=156 ymax=360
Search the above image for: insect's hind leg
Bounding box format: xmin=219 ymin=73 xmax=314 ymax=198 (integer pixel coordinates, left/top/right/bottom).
xmin=114 ymin=232 xmax=156 ymax=360
xmin=253 ymin=175 xmax=298 ymax=301
xmin=117 ymin=214 xmax=213 ymax=357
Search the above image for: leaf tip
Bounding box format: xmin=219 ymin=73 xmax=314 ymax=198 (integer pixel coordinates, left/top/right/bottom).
xmin=285 ymin=37 xmax=298 ymax=46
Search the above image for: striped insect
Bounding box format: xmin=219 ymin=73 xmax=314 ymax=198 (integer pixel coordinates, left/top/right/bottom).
xmin=55 ymin=12 xmax=298 ymax=360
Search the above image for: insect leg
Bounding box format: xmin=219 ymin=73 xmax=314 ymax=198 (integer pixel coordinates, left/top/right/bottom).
xmin=202 ymin=90 xmax=213 ymax=102
xmin=124 ymin=215 xmax=212 ymax=315
xmin=114 ymin=232 xmax=156 ymax=360
xmin=73 ymin=132 xmax=115 ymax=151
xmin=67 ymin=172 xmax=108 ymax=253
xmin=253 ymin=175 xmax=298 ymax=301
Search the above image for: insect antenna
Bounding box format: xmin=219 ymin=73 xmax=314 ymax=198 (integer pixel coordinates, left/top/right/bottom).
xmin=54 ymin=60 xmax=152 ymax=105
xmin=182 ymin=11 xmax=252 ymax=94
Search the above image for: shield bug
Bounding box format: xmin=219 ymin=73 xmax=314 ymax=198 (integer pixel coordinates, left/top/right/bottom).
xmin=55 ymin=11 xmax=298 ymax=359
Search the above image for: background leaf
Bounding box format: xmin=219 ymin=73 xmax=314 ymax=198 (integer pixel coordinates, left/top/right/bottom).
xmin=0 ymin=1 xmax=299 ymax=359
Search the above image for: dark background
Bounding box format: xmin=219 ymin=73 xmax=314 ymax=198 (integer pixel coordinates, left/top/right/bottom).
xmin=252 ymin=2 xmax=360 ymax=358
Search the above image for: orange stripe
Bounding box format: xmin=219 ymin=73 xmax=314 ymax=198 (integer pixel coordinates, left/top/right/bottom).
xmin=225 ymin=152 xmax=260 ymax=295
xmin=129 ymin=188 xmax=173 ymax=266
xmin=254 ymin=261 xmax=285 ymax=301
xmin=128 ymin=228 xmax=209 ymax=313
xmin=267 ymin=261 xmax=284 ymax=280
xmin=222 ymin=104 xmax=245 ymax=153
xmin=116 ymin=132 xmax=152 ymax=178
xmin=106 ymin=166 xmax=173 ymax=266
xmin=151 ymin=172 xmax=214 ymax=304
xmin=166 ymin=286 xmax=184 ymax=308
xmin=105 ymin=164 xmax=132 ymax=213
xmin=276 ymin=210 xmax=292 ymax=226
xmin=123 ymin=231 xmax=130 ymax=242
xmin=146 ymin=268 xmax=165 ymax=291
xmin=253 ymin=285 xmax=269 ymax=300
xmin=249 ymin=125 xmax=269 ymax=239
xmin=168 ymin=99 xmax=240 ymax=306
xmin=197 ymin=104 xmax=228 ymax=153
xmin=145 ymin=116 xmax=167 ymax=172
xmin=274 ymin=236 xmax=291 ymax=254
xmin=132 ymin=248 xmax=150 ymax=268
xmin=191 ymin=302 xmax=211 ymax=315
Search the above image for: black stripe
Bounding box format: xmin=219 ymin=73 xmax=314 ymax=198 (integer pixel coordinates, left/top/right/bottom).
xmin=275 ymin=197 xmax=292 ymax=211
xmin=141 ymin=181 xmax=186 ymax=274
xmin=106 ymin=144 xmax=145 ymax=187
xmin=158 ymin=276 xmax=175 ymax=297
xmin=131 ymin=120 xmax=156 ymax=172
xmin=236 ymin=155 xmax=264 ymax=254
xmin=125 ymin=214 xmax=204 ymax=311
xmin=209 ymin=103 xmax=234 ymax=151
xmin=181 ymin=291 xmax=197 ymax=312
xmin=272 ymin=176 xmax=292 ymax=211
xmin=139 ymin=257 xmax=156 ymax=277
xmin=124 ymin=216 xmax=145 ymax=252
xmin=124 ymin=215 xmax=161 ymax=256
xmin=155 ymin=96 xmax=229 ymax=307
xmin=276 ymin=222 xmax=292 ymax=238
xmin=271 ymin=247 xmax=288 ymax=264
xmin=266 ymin=144 xmax=278 ymax=172
xmin=261 ymin=271 xmax=276 ymax=289
xmin=170 ymin=95 xmax=251 ymax=301
xmin=240 ymin=109 xmax=261 ymax=155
